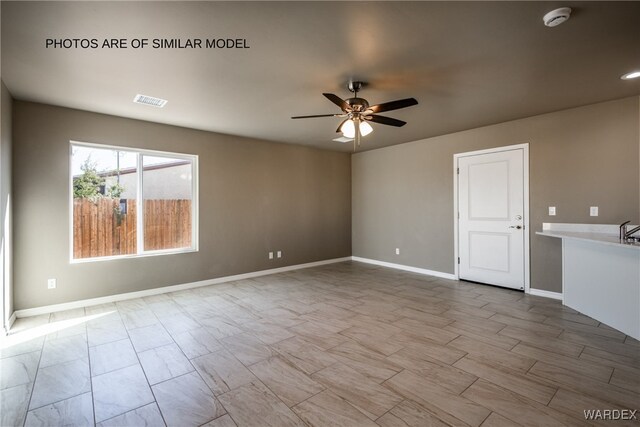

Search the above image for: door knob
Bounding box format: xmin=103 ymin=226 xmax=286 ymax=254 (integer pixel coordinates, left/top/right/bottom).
xmin=515 ymin=215 xmax=522 ymax=220
xmin=509 ymin=225 xmax=523 ymax=229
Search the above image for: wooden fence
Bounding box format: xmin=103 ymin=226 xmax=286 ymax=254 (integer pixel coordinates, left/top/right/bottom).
xmin=144 ymin=199 xmax=193 ymax=251
xmin=73 ymin=198 xmax=192 ymax=259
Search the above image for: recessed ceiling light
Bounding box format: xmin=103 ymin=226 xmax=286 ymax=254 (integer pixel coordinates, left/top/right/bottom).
xmin=133 ymin=94 xmax=168 ymax=108
xmin=621 ymin=71 xmax=640 ymax=80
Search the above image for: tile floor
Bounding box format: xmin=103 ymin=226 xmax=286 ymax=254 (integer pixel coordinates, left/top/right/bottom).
xmin=1 ymin=261 xmax=638 ymax=426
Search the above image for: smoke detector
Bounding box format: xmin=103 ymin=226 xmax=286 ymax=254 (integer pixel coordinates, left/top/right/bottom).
xmin=543 ymin=7 xmax=572 ymax=27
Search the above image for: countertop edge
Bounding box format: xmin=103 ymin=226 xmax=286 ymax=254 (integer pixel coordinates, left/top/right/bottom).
xmin=536 ymin=230 xmax=640 ymax=251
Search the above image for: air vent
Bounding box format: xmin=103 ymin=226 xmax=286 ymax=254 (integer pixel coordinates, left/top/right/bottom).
xmin=133 ymin=94 xmax=168 ymax=108
xmin=333 ymin=136 xmax=354 ymax=144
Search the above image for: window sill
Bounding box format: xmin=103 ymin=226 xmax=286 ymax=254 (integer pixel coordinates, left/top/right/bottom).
xmin=70 ymin=248 xmax=198 ymax=264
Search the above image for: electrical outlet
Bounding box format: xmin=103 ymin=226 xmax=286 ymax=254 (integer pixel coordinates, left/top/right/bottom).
xmin=277 ymin=251 xmax=282 ymax=258
xmin=268 ymin=252 xmax=274 ymax=260
xmin=395 ymin=248 xmax=400 ymax=255
xmin=590 ymin=206 xmax=598 ymax=216
xmin=548 ymin=206 xmax=556 ymax=216
xmin=47 ymin=278 xmax=56 ymax=289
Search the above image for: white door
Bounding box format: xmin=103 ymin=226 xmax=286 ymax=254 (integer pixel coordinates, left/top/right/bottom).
xmin=458 ymin=148 xmax=525 ymax=290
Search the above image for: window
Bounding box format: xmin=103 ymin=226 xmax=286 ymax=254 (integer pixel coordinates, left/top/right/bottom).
xmin=70 ymin=142 xmax=197 ymax=261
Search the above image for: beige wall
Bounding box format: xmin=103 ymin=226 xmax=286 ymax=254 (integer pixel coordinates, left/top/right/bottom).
xmin=1 ymin=82 xmax=13 ymax=326
xmin=10 ymin=96 xmax=640 ymax=309
xmin=353 ymin=96 xmax=640 ymax=293
xmin=13 ymin=101 xmax=351 ymax=310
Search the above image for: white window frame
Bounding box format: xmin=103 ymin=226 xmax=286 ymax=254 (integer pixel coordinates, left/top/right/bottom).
xmin=69 ymin=140 xmax=199 ymax=263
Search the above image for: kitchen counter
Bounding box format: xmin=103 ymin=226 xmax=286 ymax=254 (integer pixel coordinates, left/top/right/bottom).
xmin=538 ymin=223 xmax=639 ymax=340
xmin=536 ymin=223 xmax=640 ymax=250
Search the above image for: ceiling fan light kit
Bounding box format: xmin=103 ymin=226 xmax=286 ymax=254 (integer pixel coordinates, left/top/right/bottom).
xmin=358 ymin=121 xmax=374 ymax=137
xmin=340 ymin=119 xmax=356 ymax=138
xmin=291 ymin=81 xmax=418 ymax=151
xmin=340 ymin=119 xmax=373 ymax=139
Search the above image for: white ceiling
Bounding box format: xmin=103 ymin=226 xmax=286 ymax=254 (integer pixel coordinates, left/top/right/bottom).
xmin=2 ymin=1 xmax=639 ymax=152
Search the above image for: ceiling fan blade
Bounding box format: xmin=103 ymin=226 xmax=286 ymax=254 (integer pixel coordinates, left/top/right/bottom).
xmin=336 ymin=119 xmax=348 ymax=133
xmin=368 ymin=97 xmax=418 ymax=114
xmin=291 ymin=114 xmax=341 ymax=119
xmin=323 ymin=93 xmax=350 ymax=111
xmin=367 ymin=115 xmax=407 ymax=127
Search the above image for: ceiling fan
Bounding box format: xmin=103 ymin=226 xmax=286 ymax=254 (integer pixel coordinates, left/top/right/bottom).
xmin=291 ymin=81 xmax=418 ymax=150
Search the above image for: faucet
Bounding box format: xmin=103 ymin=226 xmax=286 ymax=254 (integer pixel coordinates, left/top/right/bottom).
xmin=626 ymin=225 xmax=640 ymax=239
xmin=620 ymin=221 xmax=630 ymax=240
xmin=620 ymin=220 xmax=640 ymax=241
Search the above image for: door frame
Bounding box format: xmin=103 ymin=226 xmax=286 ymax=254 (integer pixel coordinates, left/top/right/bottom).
xmin=453 ymin=143 xmax=530 ymax=293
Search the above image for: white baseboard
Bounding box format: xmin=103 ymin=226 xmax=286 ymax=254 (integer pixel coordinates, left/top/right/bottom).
xmin=13 ymin=255 xmax=562 ymax=319
xmin=4 ymin=312 xmax=16 ymax=335
xmin=528 ymin=288 xmax=563 ymax=301
xmin=351 ymin=256 xmax=456 ymax=280
xmin=14 ymin=257 xmax=352 ymax=318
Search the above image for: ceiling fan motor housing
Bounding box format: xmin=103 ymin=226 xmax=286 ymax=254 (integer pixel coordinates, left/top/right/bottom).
xmin=346 ymin=97 xmax=369 ymax=112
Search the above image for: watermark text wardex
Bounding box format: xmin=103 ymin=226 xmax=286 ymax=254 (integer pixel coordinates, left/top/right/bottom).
xmin=584 ymin=409 xmax=637 ymax=421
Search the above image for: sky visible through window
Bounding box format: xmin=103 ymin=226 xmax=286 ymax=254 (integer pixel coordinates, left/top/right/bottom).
xmin=71 ymin=146 xmax=178 ymax=176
